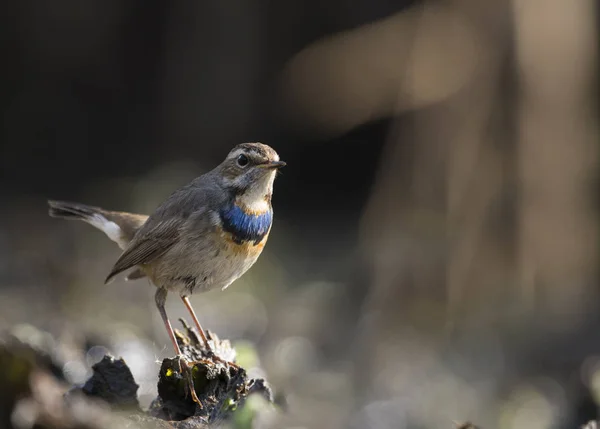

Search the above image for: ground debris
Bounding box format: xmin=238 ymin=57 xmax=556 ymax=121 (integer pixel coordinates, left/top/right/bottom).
xmin=70 ymin=355 xmax=140 ymax=410
xmin=0 ymin=320 xmax=274 ymax=429
xmin=0 ymin=327 xmax=133 ymax=429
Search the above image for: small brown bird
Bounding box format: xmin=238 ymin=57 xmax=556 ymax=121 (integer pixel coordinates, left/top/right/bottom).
xmin=48 ymin=143 xmax=285 ymax=373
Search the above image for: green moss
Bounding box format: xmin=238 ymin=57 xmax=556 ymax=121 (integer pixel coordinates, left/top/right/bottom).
xmin=222 ymin=397 xmax=238 ymax=412
xmin=231 ymin=395 xmax=273 ymax=429
xmin=231 ymin=341 xmax=259 ymax=369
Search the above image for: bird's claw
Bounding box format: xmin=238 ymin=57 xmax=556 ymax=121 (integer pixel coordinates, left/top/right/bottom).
xmin=205 ymin=350 xmax=239 ymax=369
xmin=176 ymin=355 xmax=202 ymax=406
xmin=171 ymin=349 xmax=238 ymax=407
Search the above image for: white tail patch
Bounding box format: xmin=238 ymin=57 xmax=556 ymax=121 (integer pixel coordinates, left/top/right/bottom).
xmin=87 ymin=214 xmax=127 ymax=249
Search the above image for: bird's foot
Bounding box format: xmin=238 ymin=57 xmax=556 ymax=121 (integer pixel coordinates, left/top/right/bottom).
xmin=205 ymin=349 xmax=240 ymax=369
xmin=176 ymin=355 xmax=202 ymax=406
xmin=176 ymin=318 xmax=239 ymax=369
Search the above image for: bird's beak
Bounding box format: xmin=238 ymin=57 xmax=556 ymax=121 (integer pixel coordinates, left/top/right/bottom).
xmin=258 ymin=160 xmax=286 ymax=169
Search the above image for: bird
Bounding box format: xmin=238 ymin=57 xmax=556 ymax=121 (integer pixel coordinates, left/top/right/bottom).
xmin=48 ymin=142 xmax=285 ymax=374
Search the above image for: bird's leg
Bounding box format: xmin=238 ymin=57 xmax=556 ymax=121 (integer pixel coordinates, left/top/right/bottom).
xmin=180 ymin=295 xmax=211 ymax=349
xmin=156 ymin=288 xmax=182 ymax=356
xmin=181 ymin=295 xmax=239 ymax=368
xmin=155 ymin=288 xmax=201 ymax=405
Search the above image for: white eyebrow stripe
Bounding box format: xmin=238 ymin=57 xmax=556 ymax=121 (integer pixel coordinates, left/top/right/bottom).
xmin=227 ymin=148 xmax=246 ymax=159
xmin=227 ymin=145 xmax=279 ymax=162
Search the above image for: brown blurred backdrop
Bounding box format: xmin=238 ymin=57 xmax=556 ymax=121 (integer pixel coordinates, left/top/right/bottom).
xmin=0 ymin=1 xmax=598 ymax=428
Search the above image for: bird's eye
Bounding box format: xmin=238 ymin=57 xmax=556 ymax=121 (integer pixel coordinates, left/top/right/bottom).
xmin=236 ymin=154 xmax=249 ymax=167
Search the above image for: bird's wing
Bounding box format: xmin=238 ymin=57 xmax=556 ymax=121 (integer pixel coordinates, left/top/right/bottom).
xmin=103 ymin=175 xmax=221 ymax=284
xmin=104 ymin=217 xmax=181 ymax=284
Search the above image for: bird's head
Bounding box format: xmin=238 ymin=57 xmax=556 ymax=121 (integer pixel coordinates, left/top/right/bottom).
xmin=218 ymin=143 xmax=285 ymax=211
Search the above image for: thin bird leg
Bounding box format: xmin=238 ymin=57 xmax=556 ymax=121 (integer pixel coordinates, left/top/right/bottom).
xmin=181 ymin=295 xmax=239 ymax=368
xmin=156 ymin=289 xmax=201 ymax=405
xmin=181 ymin=295 xmax=211 ymax=350
xmin=155 ymin=288 xmax=182 ymax=355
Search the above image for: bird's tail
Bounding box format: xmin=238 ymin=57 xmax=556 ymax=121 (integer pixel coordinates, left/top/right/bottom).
xmin=48 ymin=200 xmax=104 ymax=222
xmin=48 ymin=200 xmax=146 ymax=250
xmin=48 ymin=199 xmax=149 ymax=281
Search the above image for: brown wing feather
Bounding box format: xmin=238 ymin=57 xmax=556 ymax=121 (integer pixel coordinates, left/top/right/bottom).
xmin=104 ymin=218 xmax=181 ymax=284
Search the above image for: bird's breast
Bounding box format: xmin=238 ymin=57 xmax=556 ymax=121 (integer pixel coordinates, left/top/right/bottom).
xmin=219 ymin=204 xmax=272 ymax=246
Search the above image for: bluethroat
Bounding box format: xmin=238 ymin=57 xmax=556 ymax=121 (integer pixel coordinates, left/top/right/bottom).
xmin=48 ymin=142 xmax=285 ymax=373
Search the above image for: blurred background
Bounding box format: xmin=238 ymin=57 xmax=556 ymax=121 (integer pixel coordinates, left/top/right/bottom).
xmin=0 ymin=0 xmax=598 ymax=428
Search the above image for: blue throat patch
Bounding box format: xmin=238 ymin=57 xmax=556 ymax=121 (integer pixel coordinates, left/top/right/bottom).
xmin=220 ymin=204 xmax=272 ymax=245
